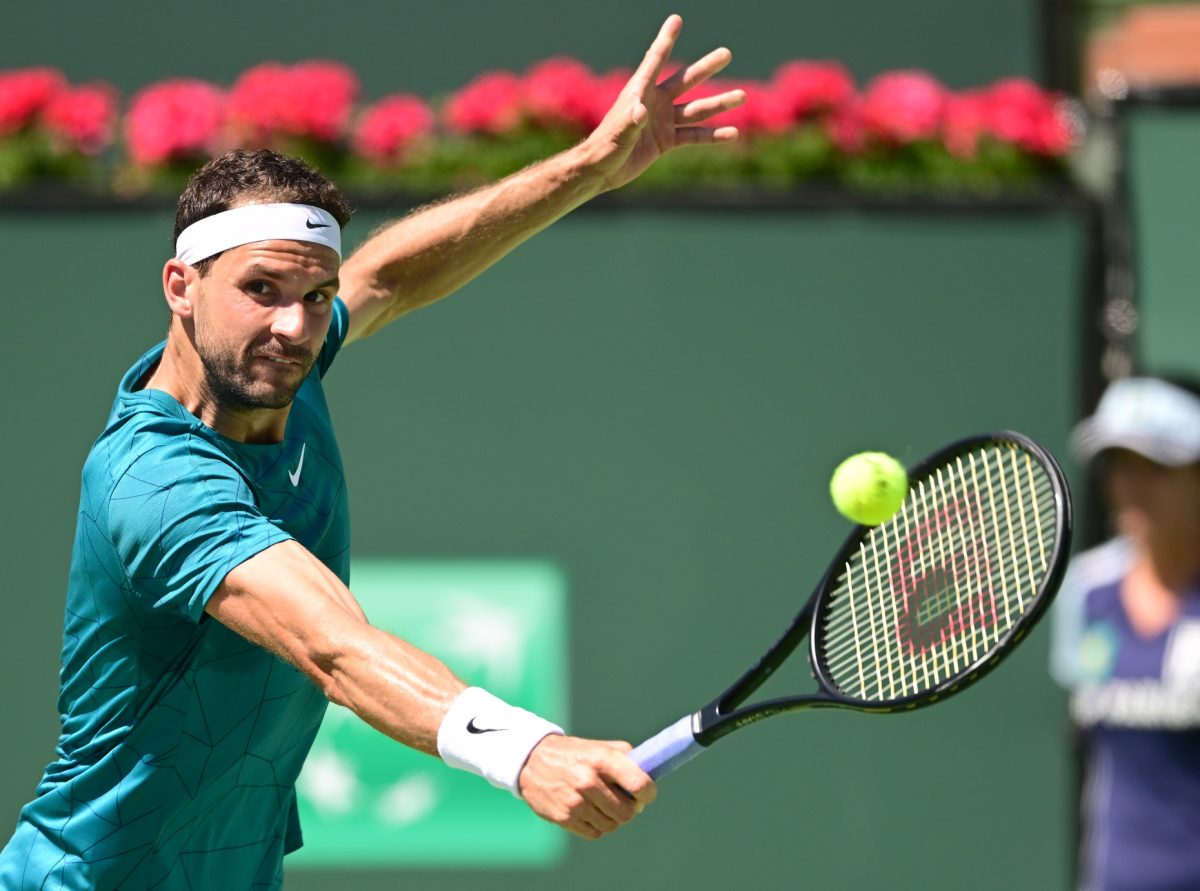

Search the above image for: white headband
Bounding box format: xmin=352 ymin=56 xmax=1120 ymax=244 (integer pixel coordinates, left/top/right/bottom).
xmin=175 ymin=203 xmax=342 ymax=265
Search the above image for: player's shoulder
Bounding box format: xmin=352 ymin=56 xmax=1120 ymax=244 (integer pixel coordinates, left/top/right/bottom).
xmin=1054 ymin=537 xmax=1131 ymax=622
xmin=1049 ymin=537 xmax=1132 ymax=687
xmin=1063 ymin=537 xmax=1133 ymax=596
xmin=85 ymin=392 xmax=237 ymax=503
xmin=86 ymin=344 xmax=222 ymax=470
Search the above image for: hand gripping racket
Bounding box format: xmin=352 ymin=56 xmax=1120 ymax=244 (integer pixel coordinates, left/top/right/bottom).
xmin=631 ymin=431 xmax=1072 ymax=780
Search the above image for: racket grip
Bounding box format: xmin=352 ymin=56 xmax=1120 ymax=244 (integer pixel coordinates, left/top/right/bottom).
xmin=630 ymin=714 xmax=704 ymax=780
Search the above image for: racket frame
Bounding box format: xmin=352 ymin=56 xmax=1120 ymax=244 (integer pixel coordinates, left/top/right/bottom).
xmin=692 ymin=430 xmax=1072 ymax=747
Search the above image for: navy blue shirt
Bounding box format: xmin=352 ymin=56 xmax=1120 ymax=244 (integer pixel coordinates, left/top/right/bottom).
xmin=1051 ymin=538 xmax=1200 ymax=891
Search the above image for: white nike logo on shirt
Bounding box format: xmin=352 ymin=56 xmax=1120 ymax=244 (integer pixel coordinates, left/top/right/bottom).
xmin=288 ymin=443 xmax=306 ymax=487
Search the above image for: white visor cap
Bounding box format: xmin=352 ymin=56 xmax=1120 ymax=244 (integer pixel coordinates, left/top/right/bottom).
xmin=1071 ymin=377 xmax=1200 ymax=466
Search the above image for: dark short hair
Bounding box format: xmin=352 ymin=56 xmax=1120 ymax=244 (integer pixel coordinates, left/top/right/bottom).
xmin=174 ymin=149 xmax=354 ymax=276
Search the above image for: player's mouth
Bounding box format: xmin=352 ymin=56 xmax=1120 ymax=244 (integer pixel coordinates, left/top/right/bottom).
xmin=253 ymin=350 xmax=312 ymax=370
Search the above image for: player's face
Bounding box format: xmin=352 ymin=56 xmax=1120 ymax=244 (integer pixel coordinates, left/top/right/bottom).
xmin=1102 ymin=449 xmax=1200 ymax=542
xmin=192 ymin=240 xmax=340 ymax=411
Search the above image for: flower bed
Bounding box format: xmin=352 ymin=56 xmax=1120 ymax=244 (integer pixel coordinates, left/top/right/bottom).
xmin=0 ymin=58 xmax=1079 ymax=198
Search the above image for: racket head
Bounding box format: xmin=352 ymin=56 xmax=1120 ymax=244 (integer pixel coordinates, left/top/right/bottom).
xmin=809 ymin=431 xmax=1072 ymax=712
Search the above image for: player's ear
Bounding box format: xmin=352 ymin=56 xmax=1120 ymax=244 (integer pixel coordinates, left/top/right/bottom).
xmin=163 ymin=258 xmax=196 ymax=318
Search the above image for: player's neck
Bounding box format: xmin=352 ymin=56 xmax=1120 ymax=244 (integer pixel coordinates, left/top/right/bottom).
xmin=1120 ymin=532 xmax=1200 ymax=637
xmin=1123 ymin=557 xmax=1190 ymax=638
xmin=144 ymin=336 xmax=291 ymax=444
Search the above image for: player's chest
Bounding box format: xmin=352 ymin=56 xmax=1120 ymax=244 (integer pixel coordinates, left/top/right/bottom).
xmin=235 ymin=404 xmax=348 ymax=550
xmin=1084 ymin=610 xmax=1200 ymax=684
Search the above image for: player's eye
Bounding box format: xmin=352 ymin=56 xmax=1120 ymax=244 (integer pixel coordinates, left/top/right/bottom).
xmin=304 ymin=290 xmax=332 ymax=304
xmin=245 ymin=280 xmax=272 ymax=296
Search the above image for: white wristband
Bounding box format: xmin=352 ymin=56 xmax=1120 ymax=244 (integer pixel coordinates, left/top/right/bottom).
xmin=437 ymin=687 xmax=564 ymax=797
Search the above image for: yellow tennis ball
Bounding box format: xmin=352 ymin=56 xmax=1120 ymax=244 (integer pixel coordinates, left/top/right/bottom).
xmin=830 ymin=452 xmax=909 ymax=526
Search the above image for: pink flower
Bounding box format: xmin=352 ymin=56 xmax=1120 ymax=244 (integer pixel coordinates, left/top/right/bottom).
xmin=772 ymin=61 xmax=854 ymax=120
xmin=746 ymin=82 xmax=795 ymax=135
xmin=982 ymin=78 xmax=1073 ymax=155
xmin=0 ymin=67 xmax=64 ymax=135
xmin=41 ymin=82 xmax=117 ymax=154
xmin=226 ymin=61 xmax=358 ymax=146
xmin=225 ymin=63 xmax=289 ymax=142
xmin=823 ymin=96 xmax=867 ymax=154
xmin=125 ymin=79 xmax=225 ymax=165
xmin=353 ymin=93 xmax=434 ymax=164
xmin=860 ymin=70 xmax=947 ymax=144
xmin=522 ymin=57 xmax=596 ymax=132
xmin=289 ymin=61 xmax=358 ymax=140
xmin=942 ymin=91 xmax=989 ymax=159
xmin=444 ymin=71 xmax=524 ymax=135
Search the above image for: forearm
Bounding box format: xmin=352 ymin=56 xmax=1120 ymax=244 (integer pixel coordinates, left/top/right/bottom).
xmin=317 ymin=620 xmax=466 ymax=755
xmin=341 ymin=139 xmax=607 ymax=340
xmin=209 ymin=541 xmax=466 ymax=755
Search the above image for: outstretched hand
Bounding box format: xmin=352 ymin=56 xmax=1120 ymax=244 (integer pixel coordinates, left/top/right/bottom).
xmin=584 ymin=14 xmax=745 ymax=192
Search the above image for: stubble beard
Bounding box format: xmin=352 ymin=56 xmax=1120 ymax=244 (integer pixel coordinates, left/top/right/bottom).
xmin=195 ymin=333 xmax=314 ymax=413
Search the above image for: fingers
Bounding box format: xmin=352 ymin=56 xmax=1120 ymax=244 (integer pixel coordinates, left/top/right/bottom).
xmin=659 ymin=46 xmax=734 ymax=98
xmin=674 ymin=125 xmax=740 ymax=146
xmin=565 ymin=743 xmax=657 ymax=840
xmin=608 ymin=14 xmax=739 ymax=151
xmin=674 ymin=89 xmax=746 ymax=125
xmin=596 ymin=740 xmax=656 ymax=808
xmin=629 ymin=14 xmax=684 ymax=96
xmin=519 ymin=736 xmax=657 ymax=840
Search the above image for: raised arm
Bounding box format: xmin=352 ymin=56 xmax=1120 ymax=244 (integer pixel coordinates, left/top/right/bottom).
xmin=338 ymin=14 xmax=744 ymax=344
xmin=207 ymin=540 xmax=655 ymax=838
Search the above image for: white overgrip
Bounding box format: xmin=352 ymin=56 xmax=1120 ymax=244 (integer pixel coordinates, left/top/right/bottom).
xmin=630 ymin=714 xmax=704 ymax=780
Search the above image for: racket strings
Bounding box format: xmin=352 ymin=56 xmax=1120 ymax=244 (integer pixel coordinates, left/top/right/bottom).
xmin=826 ymin=449 xmax=1057 ymax=699
xmin=825 ymin=477 xmax=1050 ymax=699
xmin=841 ymin=456 xmax=1057 ymax=698
xmin=818 ymin=443 xmax=1059 ymax=704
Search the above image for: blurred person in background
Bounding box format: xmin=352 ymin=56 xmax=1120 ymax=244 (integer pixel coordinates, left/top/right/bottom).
xmin=1050 ymin=373 xmax=1200 ymax=891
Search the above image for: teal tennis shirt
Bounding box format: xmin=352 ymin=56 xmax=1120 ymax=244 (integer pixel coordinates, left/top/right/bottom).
xmin=0 ymin=299 xmax=352 ymax=890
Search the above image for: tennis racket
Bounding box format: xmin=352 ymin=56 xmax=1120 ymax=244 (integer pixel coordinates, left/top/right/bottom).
xmin=631 ymin=431 xmax=1072 ymax=780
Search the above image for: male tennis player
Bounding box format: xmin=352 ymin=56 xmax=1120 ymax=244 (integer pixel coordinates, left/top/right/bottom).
xmin=0 ymin=15 xmax=743 ymax=889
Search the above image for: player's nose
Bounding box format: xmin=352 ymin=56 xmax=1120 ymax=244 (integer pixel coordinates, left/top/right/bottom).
xmin=270 ymin=299 xmax=307 ymax=341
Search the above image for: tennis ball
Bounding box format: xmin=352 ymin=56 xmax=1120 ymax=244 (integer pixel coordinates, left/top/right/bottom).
xmin=830 ymin=452 xmax=909 ymax=526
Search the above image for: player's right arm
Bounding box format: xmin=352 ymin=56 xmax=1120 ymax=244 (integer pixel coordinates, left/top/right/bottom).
xmin=336 ymin=15 xmax=742 ymax=345
xmin=206 ymin=539 xmax=655 ymax=838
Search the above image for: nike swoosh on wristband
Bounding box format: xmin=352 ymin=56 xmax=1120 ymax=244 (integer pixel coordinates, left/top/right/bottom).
xmin=288 ymin=443 xmax=306 ymax=487
xmin=305 ymin=219 xmax=331 ymax=229
xmin=466 ymin=718 xmax=507 ymax=734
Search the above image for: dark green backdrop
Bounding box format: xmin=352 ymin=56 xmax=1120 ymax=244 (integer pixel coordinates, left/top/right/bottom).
xmin=1124 ymin=104 xmax=1200 ymax=374
xmin=0 ymin=201 xmax=1087 ymax=889
xmin=9 ymin=0 xmax=1040 ymax=97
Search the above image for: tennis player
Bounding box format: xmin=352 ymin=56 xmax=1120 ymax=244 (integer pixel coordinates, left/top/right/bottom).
xmin=0 ymin=16 xmax=744 ymax=889
xmin=1051 ymin=374 xmax=1200 ymax=891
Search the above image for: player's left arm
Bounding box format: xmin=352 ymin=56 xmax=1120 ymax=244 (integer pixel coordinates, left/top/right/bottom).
xmin=337 ymin=14 xmax=744 ymax=345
